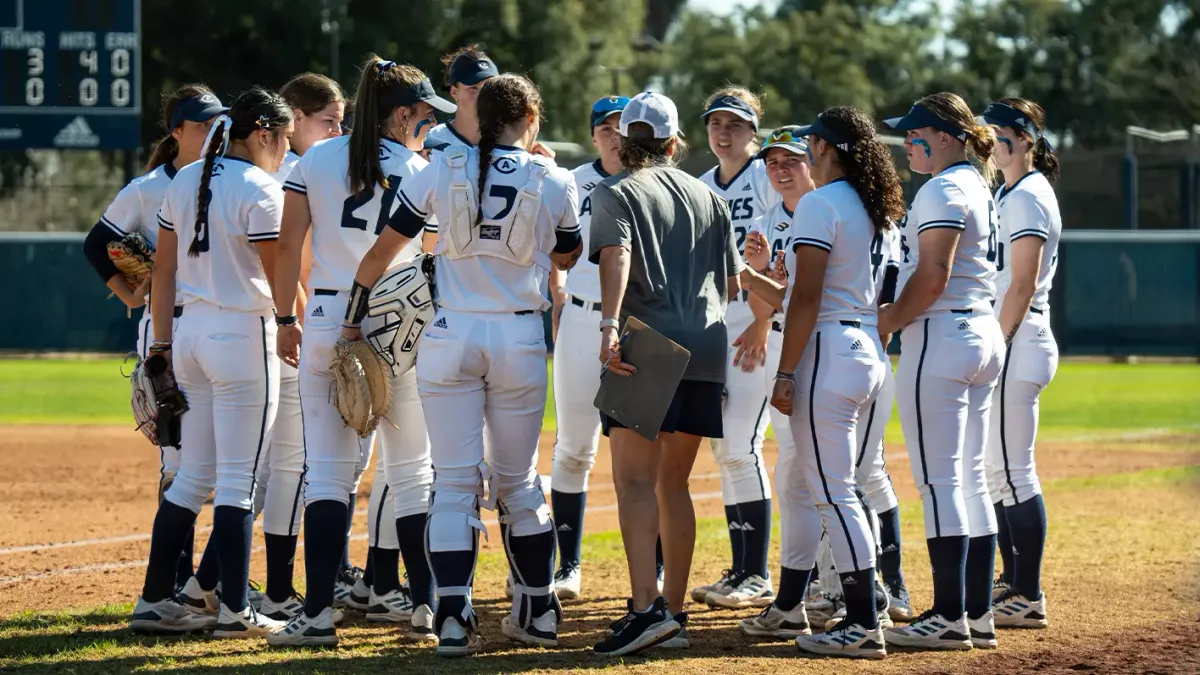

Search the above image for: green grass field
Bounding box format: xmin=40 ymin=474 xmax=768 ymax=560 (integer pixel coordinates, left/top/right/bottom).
xmin=2 ymin=358 xmax=1196 ymax=443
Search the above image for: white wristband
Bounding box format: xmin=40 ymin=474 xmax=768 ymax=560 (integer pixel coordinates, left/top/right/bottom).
xmin=599 ymin=318 xmax=619 ymax=331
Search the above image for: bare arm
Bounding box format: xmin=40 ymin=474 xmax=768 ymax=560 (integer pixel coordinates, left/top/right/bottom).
xmin=739 ymin=266 xmax=788 ymax=312
xmin=776 ymin=247 xmax=829 ymax=375
xmin=274 ymin=190 xmax=312 ymax=318
xmin=254 ymin=240 xmax=279 ymax=306
xmin=597 ymin=245 xmax=635 ymax=376
xmin=878 ymin=228 xmax=959 ymax=335
xmin=151 ymin=229 xmax=178 ymax=344
xmin=997 ymin=236 xmax=1043 ymax=343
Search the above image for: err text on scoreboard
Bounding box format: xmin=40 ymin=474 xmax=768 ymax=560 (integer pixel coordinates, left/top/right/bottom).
xmin=0 ymin=0 xmax=141 ymax=150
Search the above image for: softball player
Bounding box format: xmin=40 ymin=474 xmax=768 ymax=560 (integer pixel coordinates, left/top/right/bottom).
xmin=341 ymin=73 xmax=581 ymax=656
xmin=981 ymin=98 xmax=1061 ymax=629
xmin=132 ymin=87 xmax=294 ymax=637
xmin=83 ymin=85 xmax=227 ymax=596
xmin=255 ymin=72 xmax=346 ymax=620
xmin=267 ymin=57 xmax=453 ymax=647
xmin=694 ymin=87 xmax=781 ymax=607
xmin=740 ymin=108 xmax=906 ymax=659
xmin=424 ymin=44 xmax=499 ymax=151
xmin=879 ymin=93 xmax=1006 ymax=650
xmin=547 ymin=94 xmax=628 ymax=600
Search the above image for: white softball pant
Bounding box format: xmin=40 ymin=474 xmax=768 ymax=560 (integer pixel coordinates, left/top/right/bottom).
xmin=987 ymin=307 xmax=1057 ymax=506
xmin=165 ymin=303 xmax=279 ymax=514
xmin=897 ymin=310 xmax=1004 ymax=539
xmin=366 ymin=369 xmax=433 ymax=549
xmin=781 ymin=321 xmax=885 ymax=574
xmin=418 ymin=309 xmax=552 ymax=591
xmin=550 ymin=298 xmax=603 ymax=494
xmin=855 ymin=363 xmax=899 ymax=514
xmin=252 ymin=362 xmax=305 ymax=536
xmin=710 ymin=314 xmax=774 ymax=506
xmin=138 ymin=309 xmax=181 ymax=497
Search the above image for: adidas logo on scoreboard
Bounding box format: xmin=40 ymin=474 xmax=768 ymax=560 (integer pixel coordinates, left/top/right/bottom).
xmin=53 ymin=117 xmax=100 ymax=148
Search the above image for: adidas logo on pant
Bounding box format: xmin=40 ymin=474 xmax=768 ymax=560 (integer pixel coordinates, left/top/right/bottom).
xmin=850 ymin=340 xmax=864 ymax=351
xmin=311 ymin=306 xmax=324 ymax=318
xmin=557 ymin=523 xmax=572 ymax=532
xmin=433 ymin=316 xmax=448 ymax=329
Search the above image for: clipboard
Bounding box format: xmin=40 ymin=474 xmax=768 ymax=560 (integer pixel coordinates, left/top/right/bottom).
xmin=594 ymin=316 xmax=691 ymax=441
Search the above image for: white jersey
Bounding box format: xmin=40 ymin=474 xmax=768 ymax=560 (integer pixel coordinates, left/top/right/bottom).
xmin=701 ymin=158 xmax=780 ymax=325
xmin=284 ymin=136 xmax=431 ymax=292
xmin=561 ymin=160 xmax=612 ymax=303
xmin=994 ymin=171 xmax=1061 ymax=312
xmin=753 ymin=201 xmax=797 ymax=322
xmin=395 ymin=145 xmax=579 ymax=313
xmin=785 ymin=179 xmax=891 ymax=325
xmin=896 ymin=161 xmax=997 ymax=315
xmin=157 ymin=156 xmax=282 ymax=312
xmin=100 ymin=162 xmax=177 ymax=247
xmin=425 ymin=121 xmax=474 ymax=153
xmin=270 ymin=149 xmax=301 ymax=184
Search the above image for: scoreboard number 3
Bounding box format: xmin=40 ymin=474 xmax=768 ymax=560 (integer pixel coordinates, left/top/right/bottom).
xmin=26 ymin=48 xmax=45 ymax=106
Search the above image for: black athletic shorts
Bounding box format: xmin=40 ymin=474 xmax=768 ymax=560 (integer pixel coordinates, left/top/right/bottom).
xmin=601 ymin=379 xmax=725 ymax=439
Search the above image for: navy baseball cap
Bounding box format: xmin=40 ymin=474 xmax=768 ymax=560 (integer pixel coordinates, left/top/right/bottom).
xmin=756 ymin=125 xmax=809 ymax=159
xmin=883 ymin=103 xmax=967 ymax=141
xmin=379 ymin=76 xmax=456 ymax=114
xmin=169 ymin=93 xmax=227 ymax=130
xmin=447 ymin=53 xmax=499 ymax=88
xmin=979 ymin=102 xmax=1040 ymax=139
xmin=795 ymin=114 xmax=856 ymax=151
xmin=591 ymin=95 xmax=630 ymax=129
xmin=702 ymin=95 xmax=759 ymax=130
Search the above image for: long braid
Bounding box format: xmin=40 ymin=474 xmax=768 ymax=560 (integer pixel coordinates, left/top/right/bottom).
xmin=475 ymin=115 xmax=501 ymax=226
xmin=189 ymin=118 xmax=227 ymax=257
xmin=472 ymin=74 xmax=544 ymax=225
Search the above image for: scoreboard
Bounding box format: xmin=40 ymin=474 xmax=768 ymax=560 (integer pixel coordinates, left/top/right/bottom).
xmin=0 ymin=0 xmax=140 ymax=150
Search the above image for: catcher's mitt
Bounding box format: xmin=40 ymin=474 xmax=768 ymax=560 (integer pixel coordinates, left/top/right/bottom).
xmin=330 ymin=337 xmax=393 ymax=438
xmin=108 ymin=232 xmax=155 ymax=288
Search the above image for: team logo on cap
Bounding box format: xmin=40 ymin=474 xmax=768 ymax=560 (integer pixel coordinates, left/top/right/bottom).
xmin=721 ymin=96 xmax=740 ymax=106
xmin=478 ymin=60 xmax=491 ymax=70
xmin=199 ymin=94 xmax=217 ymax=104
xmin=493 ymin=156 xmax=517 ymax=174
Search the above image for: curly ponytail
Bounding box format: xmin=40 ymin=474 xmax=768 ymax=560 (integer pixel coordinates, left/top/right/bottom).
xmin=815 ymin=107 xmax=905 ymax=233
xmin=473 ymin=74 xmax=543 ymax=225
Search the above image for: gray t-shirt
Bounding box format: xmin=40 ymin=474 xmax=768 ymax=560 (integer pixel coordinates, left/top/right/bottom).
xmin=588 ymin=164 xmax=743 ymax=383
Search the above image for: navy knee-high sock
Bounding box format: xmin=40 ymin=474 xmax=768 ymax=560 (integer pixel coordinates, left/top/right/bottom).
xmin=723 ymin=505 xmax=744 ymax=573
xmin=195 ymin=534 xmax=219 ymax=590
xmin=342 ymin=493 xmax=356 ymax=570
xmin=175 ymin=524 xmax=195 ymax=588
xmin=142 ymin=500 xmax=199 ymax=602
xmin=773 ymin=566 xmax=813 ymax=612
xmin=877 ymin=507 xmax=905 ymax=588
xmin=371 ymin=547 xmax=401 ymax=595
xmin=550 ymin=489 xmax=586 ymax=567
xmin=397 ymin=514 xmax=434 ymax=608
xmin=841 ymin=568 xmax=879 ymax=630
xmin=304 ymin=500 xmax=349 ymax=617
xmin=655 ymin=536 xmax=664 ymax=577
xmin=508 ymin=530 xmax=556 ymax=616
xmin=927 ymin=535 xmax=967 ymax=621
xmin=362 ymin=546 xmax=375 ymax=588
xmin=994 ymin=501 xmax=1014 ymax=585
xmin=1007 ymin=495 xmax=1047 ymax=600
xmin=966 ymin=534 xmax=997 ymax=619
xmin=737 ymin=499 xmax=772 ymax=579
xmin=212 ymin=505 xmax=253 ymax=613
xmin=264 ymin=533 xmax=298 ymax=603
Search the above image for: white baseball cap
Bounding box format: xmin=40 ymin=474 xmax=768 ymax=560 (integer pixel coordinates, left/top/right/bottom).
xmin=619 ymin=91 xmax=682 ymax=139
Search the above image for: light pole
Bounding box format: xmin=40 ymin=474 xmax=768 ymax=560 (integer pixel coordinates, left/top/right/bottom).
xmin=321 ymin=1 xmax=341 ymax=83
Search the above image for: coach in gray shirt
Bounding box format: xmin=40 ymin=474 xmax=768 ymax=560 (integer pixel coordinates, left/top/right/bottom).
xmin=588 ymin=91 xmax=744 ymax=656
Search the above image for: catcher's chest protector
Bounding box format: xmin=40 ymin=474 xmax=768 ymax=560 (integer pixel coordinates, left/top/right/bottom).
xmin=442 ymin=148 xmax=550 ymax=270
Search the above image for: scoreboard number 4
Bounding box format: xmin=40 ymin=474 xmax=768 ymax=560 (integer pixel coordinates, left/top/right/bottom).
xmin=21 ymin=47 xmax=131 ymax=107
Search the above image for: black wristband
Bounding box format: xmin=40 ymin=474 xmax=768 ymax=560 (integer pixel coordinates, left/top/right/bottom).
xmin=775 ymin=371 xmax=794 ymax=381
xmin=346 ymin=281 xmax=371 ymax=325
xmin=275 ymin=314 xmax=298 ymax=326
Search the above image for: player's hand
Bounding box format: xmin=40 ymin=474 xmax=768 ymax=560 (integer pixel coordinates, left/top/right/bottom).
xmin=732 ymin=319 xmax=770 ymax=372
xmin=744 ymin=230 xmax=770 ymax=271
xmin=877 ymin=303 xmax=897 ymax=336
xmin=600 ymin=326 xmax=636 ymax=377
xmin=768 ymin=251 xmax=788 ymax=283
xmin=277 ymin=324 xmax=303 ymax=368
xmin=530 ymin=141 xmax=557 ymax=160
xmin=771 ymin=376 xmax=795 ymax=416
xmin=341 ymin=324 xmax=363 ymax=342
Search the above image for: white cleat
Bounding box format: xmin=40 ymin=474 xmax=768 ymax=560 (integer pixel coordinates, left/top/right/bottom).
xmin=805 ymin=592 xmax=843 ymax=627
xmin=690 ymin=568 xmax=735 ymax=603
xmin=130 ymin=597 xmax=216 ymax=634
xmin=334 ymin=567 xmax=370 ymax=612
xmin=706 ymin=573 xmax=775 ymax=609
xmin=796 ymin=621 xmax=887 ymax=660
xmin=437 ymin=616 xmax=482 ymax=657
xmin=259 ymin=593 xmax=305 ymax=621
xmin=993 ymin=592 xmax=1049 ymax=628
xmin=365 ymin=588 xmax=414 ymax=623
xmin=885 ymin=581 xmax=915 ymax=622
xmin=247 ymin=581 xmax=266 ymax=611
xmin=408 ymin=604 xmax=438 ymax=643
xmin=884 ymin=611 xmax=973 ymax=651
xmin=212 ymin=603 xmax=285 ymax=639
xmin=501 ymin=608 xmax=560 ymax=648
xmin=823 ymin=606 xmax=894 ymax=631
xmin=554 ymin=562 xmax=582 ymax=601
xmin=740 ymin=603 xmax=812 ymax=639
xmin=266 ymin=606 xmax=339 ymax=647
xmin=968 ymin=611 xmax=998 ymax=649
xmin=176 ymin=576 xmax=218 ymax=616
xmin=991 ymin=578 xmax=1012 ymax=602
xmin=657 ymin=614 xmax=690 ymax=649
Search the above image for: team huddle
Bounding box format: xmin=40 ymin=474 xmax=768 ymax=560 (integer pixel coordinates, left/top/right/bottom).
xmin=82 ymin=43 xmax=1061 ymax=660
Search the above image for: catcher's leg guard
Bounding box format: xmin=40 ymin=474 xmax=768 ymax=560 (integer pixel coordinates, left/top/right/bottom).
xmin=426 ymin=463 xmax=488 ymax=634
xmin=496 ymin=474 xmax=558 ymax=630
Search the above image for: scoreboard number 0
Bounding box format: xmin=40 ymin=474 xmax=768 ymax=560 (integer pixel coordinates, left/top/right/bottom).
xmin=26 ymin=48 xmax=45 ymax=106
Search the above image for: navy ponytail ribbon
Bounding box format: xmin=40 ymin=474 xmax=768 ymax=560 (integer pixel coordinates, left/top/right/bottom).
xmin=375 ymin=60 xmax=397 ymax=75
